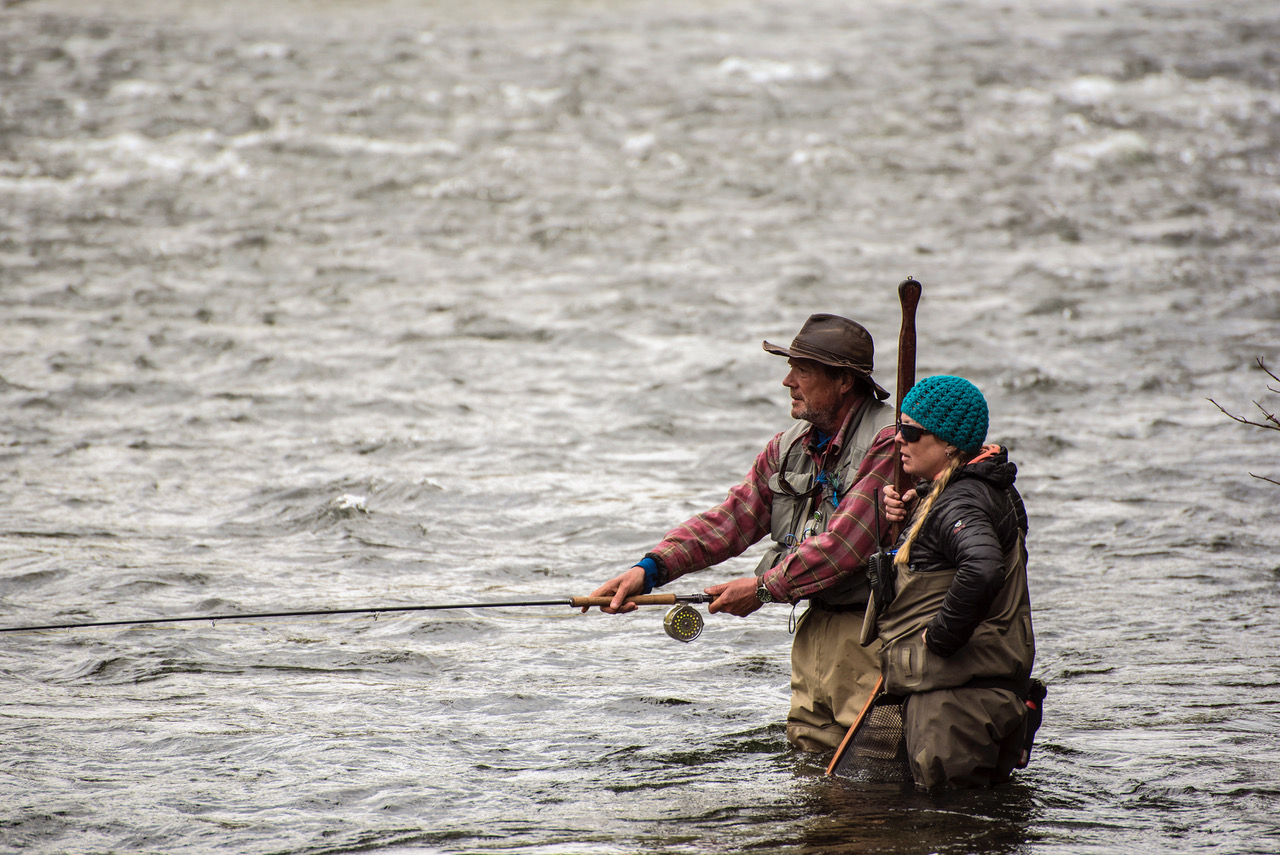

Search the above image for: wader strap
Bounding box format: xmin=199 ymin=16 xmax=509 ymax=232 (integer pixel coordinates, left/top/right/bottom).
xmin=961 ymin=675 xmax=1034 ymax=697
xmin=808 ymin=598 xmax=867 ymax=614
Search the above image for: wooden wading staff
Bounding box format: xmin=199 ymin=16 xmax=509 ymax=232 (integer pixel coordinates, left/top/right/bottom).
xmin=893 ymin=276 xmax=923 ymax=521
xmin=826 ymin=275 xmax=922 ymax=777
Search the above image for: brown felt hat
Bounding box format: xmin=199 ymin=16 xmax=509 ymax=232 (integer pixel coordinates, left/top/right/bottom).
xmin=763 ymin=313 xmax=890 ymax=400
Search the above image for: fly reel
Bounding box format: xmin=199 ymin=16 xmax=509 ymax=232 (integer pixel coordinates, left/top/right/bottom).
xmin=663 ymin=604 xmax=704 ymax=643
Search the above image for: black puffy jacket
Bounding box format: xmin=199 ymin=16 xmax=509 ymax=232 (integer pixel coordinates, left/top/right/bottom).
xmin=899 ymin=446 xmax=1028 ymax=658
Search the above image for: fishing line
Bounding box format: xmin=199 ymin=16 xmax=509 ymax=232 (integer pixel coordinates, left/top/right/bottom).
xmin=0 ymin=592 xmax=717 ymax=642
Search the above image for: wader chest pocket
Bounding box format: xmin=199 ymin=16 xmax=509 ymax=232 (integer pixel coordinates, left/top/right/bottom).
xmin=884 ymin=632 xmax=928 ymax=693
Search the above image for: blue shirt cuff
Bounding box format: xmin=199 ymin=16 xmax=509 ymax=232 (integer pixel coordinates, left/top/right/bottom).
xmin=636 ymin=556 xmax=660 ymax=594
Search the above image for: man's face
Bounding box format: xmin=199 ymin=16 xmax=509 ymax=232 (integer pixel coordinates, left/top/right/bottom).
xmin=782 ymin=358 xmax=848 ymax=431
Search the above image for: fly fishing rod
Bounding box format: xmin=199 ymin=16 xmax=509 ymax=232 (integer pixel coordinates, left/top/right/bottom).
xmin=0 ymin=592 xmax=716 ymax=642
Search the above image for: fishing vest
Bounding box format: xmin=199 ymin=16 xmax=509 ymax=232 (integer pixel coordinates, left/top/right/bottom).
xmin=876 ymin=530 xmax=1035 ymax=695
xmin=753 ymin=396 xmax=895 ymax=607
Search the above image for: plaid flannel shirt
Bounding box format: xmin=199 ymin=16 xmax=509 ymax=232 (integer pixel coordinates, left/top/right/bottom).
xmin=648 ymin=405 xmax=898 ymax=602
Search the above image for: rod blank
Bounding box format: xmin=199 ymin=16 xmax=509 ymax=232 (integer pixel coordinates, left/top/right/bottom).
xmin=0 ymin=593 xmax=716 ymax=634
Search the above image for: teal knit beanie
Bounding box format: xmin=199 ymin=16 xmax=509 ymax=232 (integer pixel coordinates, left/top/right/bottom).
xmin=900 ymin=375 xmax=989 ymax=453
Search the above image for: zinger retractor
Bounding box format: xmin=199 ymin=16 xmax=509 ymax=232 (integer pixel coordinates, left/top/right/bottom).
xmin=663 ymin=604 xmax=704 ymax=643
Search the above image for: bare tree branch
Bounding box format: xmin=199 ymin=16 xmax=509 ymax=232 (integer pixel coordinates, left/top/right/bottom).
xmin=1207 ymin=397 xmax=1280 ymax=431
xmin=1211 ymin=357 xmax=1280 ymax=486
xmin=1207 ymin=357 xmax=1280 ymax=432
xmin=1258 ymin=357 xmax=1280 ymax=396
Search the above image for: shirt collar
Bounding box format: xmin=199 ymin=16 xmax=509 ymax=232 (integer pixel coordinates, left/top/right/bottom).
xmin=803 ymin=396 xmax=868 ymax=457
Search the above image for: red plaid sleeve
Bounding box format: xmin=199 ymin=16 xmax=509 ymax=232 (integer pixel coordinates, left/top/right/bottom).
xmin=647 ymin=432 xmax=785 ymax=581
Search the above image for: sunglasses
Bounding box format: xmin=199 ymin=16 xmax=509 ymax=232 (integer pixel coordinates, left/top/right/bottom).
xmin=895 ymin=422 xmax=931 ymax=443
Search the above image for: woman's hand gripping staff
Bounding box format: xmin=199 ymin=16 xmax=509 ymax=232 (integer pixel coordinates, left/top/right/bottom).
xmin=881 ymin=484 xmax=918 ymax=525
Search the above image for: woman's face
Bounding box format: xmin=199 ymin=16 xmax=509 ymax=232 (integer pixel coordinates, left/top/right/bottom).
xmin=896 ymin=414 xmax=957 ymax=480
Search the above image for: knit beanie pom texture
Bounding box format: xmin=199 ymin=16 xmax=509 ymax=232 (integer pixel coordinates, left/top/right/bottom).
xmin=900 ymin=375 xmax=989 ymax=452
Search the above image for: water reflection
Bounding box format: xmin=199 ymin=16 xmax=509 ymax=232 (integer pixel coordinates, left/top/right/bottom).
xmin=3 ymin=0 xmax=1280 ymax=852
xmin=798 ymin=771 xmax=1039 ymax=855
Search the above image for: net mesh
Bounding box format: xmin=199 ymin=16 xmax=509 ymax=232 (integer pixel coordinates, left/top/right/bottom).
xmin=829 ymin=694 xmax=911 ymax=782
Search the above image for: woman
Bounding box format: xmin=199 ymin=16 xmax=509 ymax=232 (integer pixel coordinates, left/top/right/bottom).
xmin=873 ymin=375 xmax=1037 ymax=789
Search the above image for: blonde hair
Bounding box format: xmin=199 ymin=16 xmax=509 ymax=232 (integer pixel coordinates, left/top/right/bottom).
xmin=894 ymin=456 xmax=965 ymax=569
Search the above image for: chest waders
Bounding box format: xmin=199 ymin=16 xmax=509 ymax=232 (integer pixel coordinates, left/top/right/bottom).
xmin=876 ymin=530 xmax=1035 ymax=695
xmin=832 ymin=531 xmax=1037 ymax=782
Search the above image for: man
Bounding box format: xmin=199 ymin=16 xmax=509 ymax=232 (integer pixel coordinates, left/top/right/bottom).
xmin=590 ymin=313 xmax=898 ymax=751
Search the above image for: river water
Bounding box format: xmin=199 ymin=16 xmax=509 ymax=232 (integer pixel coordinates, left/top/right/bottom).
xmin=1 ymin=0 xmax=1278 ymax=852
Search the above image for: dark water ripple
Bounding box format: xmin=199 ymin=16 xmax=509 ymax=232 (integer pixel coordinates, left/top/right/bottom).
xmin=3 ymin=0 xmax=1280 ymax=852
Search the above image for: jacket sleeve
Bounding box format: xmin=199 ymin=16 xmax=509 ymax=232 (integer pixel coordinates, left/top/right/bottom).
xmin=924 ymin=486 xmax=1008 ymax=657
xmin=646 ymin=432 xmax=783 ymax=581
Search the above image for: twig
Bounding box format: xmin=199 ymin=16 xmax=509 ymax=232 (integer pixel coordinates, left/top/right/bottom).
xmin=1257 ymin=357 xmax=1280 ymax=395
xmin=1207 ymin=397 xmax=1280 ymax=431
xmin=1207 ymin=357 xmax=1280 ymax=431
xmin=1209 ymin=357 xmax=1280 ymax=486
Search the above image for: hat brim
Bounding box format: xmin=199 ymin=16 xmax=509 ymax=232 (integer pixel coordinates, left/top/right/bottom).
xmin=762 ymin=340 xmax=891 ymax=400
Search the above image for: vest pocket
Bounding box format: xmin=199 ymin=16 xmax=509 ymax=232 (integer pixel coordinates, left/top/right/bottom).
xmin=754 ymin=543 xmax=789 ymax=577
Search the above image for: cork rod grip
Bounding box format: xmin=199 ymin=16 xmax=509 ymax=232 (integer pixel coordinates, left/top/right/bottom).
xmin=569 ymin=594 xmax=679 ymax=608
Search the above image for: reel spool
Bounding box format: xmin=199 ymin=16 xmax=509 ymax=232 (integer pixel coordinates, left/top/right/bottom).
xmin=663 ymin=604 xmax=703 ymax=643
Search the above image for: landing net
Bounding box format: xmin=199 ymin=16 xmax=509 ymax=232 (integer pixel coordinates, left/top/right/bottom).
xmin=828 ymin=693 xmax=911 ymax=782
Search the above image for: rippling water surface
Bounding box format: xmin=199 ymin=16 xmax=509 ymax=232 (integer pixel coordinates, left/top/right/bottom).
xmin=2 ymin=0 xmax=1279 ymax=852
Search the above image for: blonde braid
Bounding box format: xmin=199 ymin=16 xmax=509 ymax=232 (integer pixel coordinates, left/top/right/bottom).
xmin=894 ymin=456 xmax=965 ymax=569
